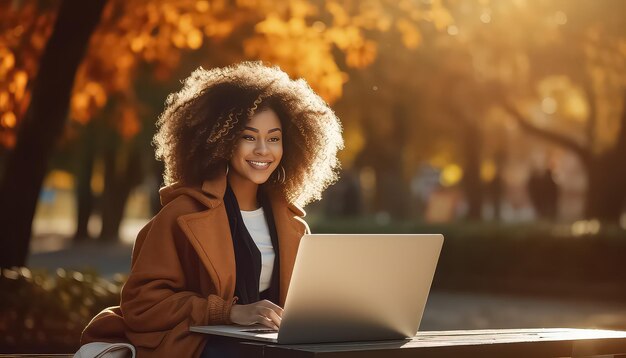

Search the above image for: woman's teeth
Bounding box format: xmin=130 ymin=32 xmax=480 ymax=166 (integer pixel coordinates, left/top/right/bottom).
xmin=248 ymin=160 xmax=270 ymax=169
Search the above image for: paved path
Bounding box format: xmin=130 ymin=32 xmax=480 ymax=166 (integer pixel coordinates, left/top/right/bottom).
xmin=28 ymin=240 xmax=133 ymax=277
xmin=27 ymin=239 xmax=626 ymax=332
xmin=421 ymin=291 xmax=626 ymax=331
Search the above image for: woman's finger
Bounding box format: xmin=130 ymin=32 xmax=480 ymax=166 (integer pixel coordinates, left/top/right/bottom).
xmin=256 ymin=315 xmax=278 ymax=330
xmin=259 ymin=300 xmax=284 ymax=318
xmin=266 ymin=307 xmax=282 ymax=328
xmin=259 ymin=307 xmax=282 ymax=328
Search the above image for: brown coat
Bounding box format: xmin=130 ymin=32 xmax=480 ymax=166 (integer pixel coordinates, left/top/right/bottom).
xmin=80 ymin=174 xmax=309 ymax=357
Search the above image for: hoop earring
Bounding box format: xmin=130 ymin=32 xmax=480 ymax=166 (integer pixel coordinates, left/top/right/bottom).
xmin=274 ymin=165 xmax=286 ymax=184
xmin=225 ymin=163 xmax=229 ymax=176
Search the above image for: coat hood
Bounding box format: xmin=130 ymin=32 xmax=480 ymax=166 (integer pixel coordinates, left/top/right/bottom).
xmin=158 ymin=177 xmax=226 ymax=209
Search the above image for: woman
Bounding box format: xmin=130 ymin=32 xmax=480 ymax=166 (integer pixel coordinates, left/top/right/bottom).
xmin=78 ymin=62 xmax=343 ymax=357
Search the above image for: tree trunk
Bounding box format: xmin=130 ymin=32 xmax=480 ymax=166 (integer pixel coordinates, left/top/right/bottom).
xmin=461 ymin=121 xmax=484 ymax=220
xmin=500 ymin=94 xmax=626 ymax=223
xmin=0 ymin=0 xmax=107 ymax=268
xmin=490 ymin=149 xmax=506 ymax=222
xmin=585 ymin=160 xmax=623 ymax=223
xmin=99 ymin=141 xmax=143 ymax=241
xmin=359 ymin=104 xmax=412 ymax=219
xmin=584 ymin=97 xmax=626 ymax=223
xmin=584 ymin=148 xmax=626 ymax=223
xmin=73 ymin=120 xmax=97 ymax=241
xmin=374 ymin=161 xmax=409 ymax=219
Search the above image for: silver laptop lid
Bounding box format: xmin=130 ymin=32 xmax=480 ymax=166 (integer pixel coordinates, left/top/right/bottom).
xmin=278 ymin=234 xmax=443 ymax=344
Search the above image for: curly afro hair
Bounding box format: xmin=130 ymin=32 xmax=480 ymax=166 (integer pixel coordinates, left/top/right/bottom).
xmin=153 ymin=61 xmax=344 ymax=206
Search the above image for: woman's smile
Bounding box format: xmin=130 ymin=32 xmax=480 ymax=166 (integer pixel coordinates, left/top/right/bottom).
xmin=228 ymin=108 xmax=283 ymax=187
xmin=247 ymin=160 xmax=272 ymax=169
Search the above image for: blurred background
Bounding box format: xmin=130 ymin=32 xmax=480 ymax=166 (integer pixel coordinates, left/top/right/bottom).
xmin=1 ymin=0 xmax=626 ymax=353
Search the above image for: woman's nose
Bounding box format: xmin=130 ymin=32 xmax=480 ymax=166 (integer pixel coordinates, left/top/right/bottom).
xmin=254 ymin=140 xmax=269 ymax=155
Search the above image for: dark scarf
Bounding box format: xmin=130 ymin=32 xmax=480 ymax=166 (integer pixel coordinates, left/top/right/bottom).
xmin=223 ymin=184 xmax=280 ymax=305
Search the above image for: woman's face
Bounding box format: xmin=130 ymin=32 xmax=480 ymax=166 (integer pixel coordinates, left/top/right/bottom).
xmin=229 ymin=108 xmax=283 ymax=185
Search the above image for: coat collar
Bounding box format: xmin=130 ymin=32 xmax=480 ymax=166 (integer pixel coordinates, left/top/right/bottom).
xmin=177 ymin=174 xmax=307 ymax=305
xmin=200 ymin=175 xmax=227 ymax=206
xmin=200 ymin=174 xmax=307 ymax=217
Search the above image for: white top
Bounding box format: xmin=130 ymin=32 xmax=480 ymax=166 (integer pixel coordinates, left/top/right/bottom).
xmin=241 ymin=207 xmax=275 ymax=292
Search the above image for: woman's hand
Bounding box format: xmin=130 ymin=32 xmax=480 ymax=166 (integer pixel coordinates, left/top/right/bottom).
xmin=229 ymin=300 xmax=283 ymax=330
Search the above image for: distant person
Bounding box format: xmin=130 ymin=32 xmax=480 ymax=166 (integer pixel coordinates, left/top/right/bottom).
xmin=76 ymin=62 xmax=343 ymax=357
xmin=488 ymin=170 xmax=503 ymax=221
xmin=527 ymin=168 xmax=559 ymax=220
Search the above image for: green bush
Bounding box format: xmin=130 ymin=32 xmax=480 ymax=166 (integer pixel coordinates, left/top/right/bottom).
xmin=0 ymin=267 xmax=125 ymax=354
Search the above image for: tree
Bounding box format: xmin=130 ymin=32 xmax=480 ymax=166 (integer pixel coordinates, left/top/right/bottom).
xmin=0 ymin=0 xmax=450 ymax=266
xmin=0 ymin=0 xmax=107 ymax=268
xmin=430 ymin=0 xmax=626 ymax=222
xmin=336 ymin=27 xmax=503 ymax=220
xmin=512 ymin=2 xmax=625 ymax=222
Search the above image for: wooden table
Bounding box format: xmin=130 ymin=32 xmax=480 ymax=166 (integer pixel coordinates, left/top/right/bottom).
xmin=4 ymin=328 xmax=626 ymax=357
xmin=238 ymin=328 xmax=626 ymax=357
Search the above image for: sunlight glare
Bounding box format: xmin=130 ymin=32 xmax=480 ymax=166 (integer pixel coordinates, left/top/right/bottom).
xmin=360 ymin=167 xmax=376 ymax=192
xmin=195 ymin=1 xmax=210 ymax=12
xmin=480 ymin=12 xmax=491 ymax=24
xmin=1 ymin=51 xmax=15 ymax=72
xmin=0 ymin=91 xmax=8 ymax=109
xmin=187 ymin=29 xmax=203 ymax=49
xmin=541 ymin=97 xmax=557 ymax=115
xmin=481 ymin=161 xmax=496 ymax=182
xmin=13 ymin=70 xmax=28 ymax=100
xmin=44 ymin=170 xmax=75 ymax=191
xmin=571 ymin=219 xmax=601 ymax=236
xmin=555 ymin=11 xmax=567 ymax=25
xmin=564 ymin=94 xmax=589 ymax=121
xmin=312 ymin=21 xmax=326 ymax=32
xmin=1 ymin=111 xmax=16 ymax=128
xmin=440 ymin=164 xmax=463 ymax=187
xmin=130 ymin=37 xmax=145 ymax=53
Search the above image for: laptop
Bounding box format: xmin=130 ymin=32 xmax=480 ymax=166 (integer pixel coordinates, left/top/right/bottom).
xmin=190 ymin=234 xmax=443 ymax=344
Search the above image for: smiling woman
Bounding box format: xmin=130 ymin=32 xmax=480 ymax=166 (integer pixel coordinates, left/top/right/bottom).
xmin=75 ymin=62 xmax=343 ymax=357
xmin=228 ymin=109 xmax=284 ymax=210
xmin=155 ymin=62 xmax=343 ymax=207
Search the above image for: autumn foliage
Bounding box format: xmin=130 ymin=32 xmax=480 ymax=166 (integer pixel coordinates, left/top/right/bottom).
xmin=0 ymin=1 xmax=625 ymax=260
xmin=0 ymin=0 xmax=452 ymax=148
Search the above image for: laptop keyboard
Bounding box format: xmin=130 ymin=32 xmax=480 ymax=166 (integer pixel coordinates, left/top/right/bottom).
xmin=242 ymin=328 xmax=278 ymax=334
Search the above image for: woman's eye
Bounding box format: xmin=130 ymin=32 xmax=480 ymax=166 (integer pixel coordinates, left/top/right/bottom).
xmin=242 ymin=135 xmax=255 ymax=141
xmin=268 ymin=137 xmax=281 ymax=142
